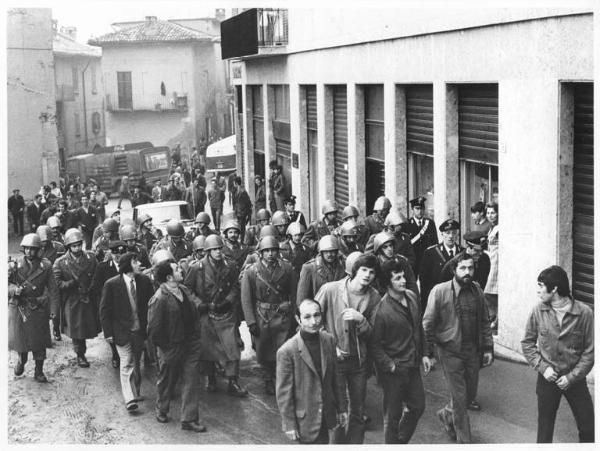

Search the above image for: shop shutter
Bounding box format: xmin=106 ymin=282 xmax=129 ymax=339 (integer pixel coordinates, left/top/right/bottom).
xmin=458 ymin=84 xmax=498 ymax=164
xmin=306 ymin=86 xmax=317 ymax=130
xmin=572 ymin=83 xmax=594 ymax=305
xmin=406 ymin=85 xmax=433 ymax=155
xmin=333 ymin=86 xmax=349 ymax=208
xmin=238 ymin=113 xmax=245 ymax=178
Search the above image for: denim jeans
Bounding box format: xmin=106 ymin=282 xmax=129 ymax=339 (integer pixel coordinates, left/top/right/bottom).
xmin=536 ymin=374 xmax=594 ymax=443
xmin=380 ymin=366 xmax=425 ymax=443
xmin=332 ymin=357 xmax=368 ymax=444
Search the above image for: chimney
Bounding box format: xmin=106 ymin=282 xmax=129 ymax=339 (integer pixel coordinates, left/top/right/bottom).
xmin=215 ymin=9 xmax=226 ymax=21
xmin=146 ymin=16 xmax=157 ymax=22
xmin=60 ymin=26 xmax=77 ymax=41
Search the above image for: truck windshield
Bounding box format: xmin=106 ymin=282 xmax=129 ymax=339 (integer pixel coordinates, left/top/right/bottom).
xmin=144 ymin=152 xmax=169 ymax=171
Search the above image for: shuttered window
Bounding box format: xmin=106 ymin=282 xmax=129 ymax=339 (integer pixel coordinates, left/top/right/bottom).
xmin=333 ymin=86 xmax=349 ymax=208
xmin=406 ymin=85 xmax=433 ymax=155
xmin=273 ymin=85 xmax=292 ymax=196
xmin=572 ymin=83 xmax=594 ymax=305
xmin=251 ymin=85 xmax=265 ymax=179
xmin=364 ymin=85 xmax=385 ymax=214
xmin=117 ymin=71 xmax=132 ymax=109
xmin=305 ymin=85 xmax=318 ymax=221
xmin=458 ymin=84 xmax=498 ymax=164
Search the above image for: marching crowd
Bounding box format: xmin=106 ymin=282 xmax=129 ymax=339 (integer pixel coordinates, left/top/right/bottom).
xmin=8 ymin=164 xmax=594 ymax=444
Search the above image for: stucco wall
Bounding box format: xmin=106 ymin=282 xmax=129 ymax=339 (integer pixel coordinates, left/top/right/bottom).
xmin=7 ymin=8 xmax=59 ymax=198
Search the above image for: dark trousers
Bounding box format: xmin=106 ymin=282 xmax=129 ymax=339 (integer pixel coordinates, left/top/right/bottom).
xmin=437 ymin=343 xmax=480 ymax=444
xmin=206 ymin=360 xmax=239 ymax=378
xmin=19 ymin=350 xmax=47 ymax=362
xmin=211 ymin=207 xmax=222 ymax=230
xmin=72 ymin=338 xmax=87 ymax=356
xmin=237 ymin=216 xmax=248 ymax=243
xmin=332 ymin=357 xmax=368 ymax=444
xmin=380 ymin=366 xmax=425 ymax=444
xmin=260 ymin=361 xmax=276 ymax=382
xmin=536 ymin=374 xmax=595 ymax=443
xmin=302 ymin=419 xmax=330 ymax=444
xmin=12 ymin=212 xmax=24 ymax=235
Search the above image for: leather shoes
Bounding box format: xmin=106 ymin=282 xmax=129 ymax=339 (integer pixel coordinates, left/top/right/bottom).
xmin=265 ymin=380 xmax=276 ymax=395
xmin=468 ymin=400 xmax=481 ymax=411
xmin=437 ymin=408 xmax=456 ymax=441
xmin=156 ymin=412 xmax=169 ymax=423
xmin=206 ymin=375 xmax=217 ymax=393
xmin=77 ymin=356 xmax=90 ymax=368
xmin=126 ymin=401 xmax=138 ymax=412
xmin=181 ymin=421 xmax=207 ymax=433
xmin=227 ymin=379 xmax=248 ymax=397
xmin=112 ymin=357 xmax=120 ymax=369
xmin=53 ymin=330 xmax=62 ymax=341
xmin=14 ymin=361 xmax=25 ymax=376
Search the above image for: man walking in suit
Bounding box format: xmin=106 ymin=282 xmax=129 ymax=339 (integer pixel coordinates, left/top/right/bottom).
xmin=9 ymin=188 xmax=25 ymax=236
xmin=408 ymin=196 xmax=438 ymax=277
xmin=26 ymin=194 xmax=45 ymax=233
xmin=276 ymin=299 xmax=347 ymax=444
xmin=100 ymin=252 xmax=154 ymax=412
xmin=75 ymin=195 xmax=98 ymax=250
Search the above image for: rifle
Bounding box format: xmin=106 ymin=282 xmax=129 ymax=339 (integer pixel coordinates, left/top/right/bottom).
xmin=8 ymin=257 xmax=30 ymax=322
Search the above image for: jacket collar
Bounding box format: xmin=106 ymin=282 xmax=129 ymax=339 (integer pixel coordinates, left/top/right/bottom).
xmin=539 ymin=298 xmax=580 ymax=315
xmin=295 ymin=331 xmax=327 ymax=379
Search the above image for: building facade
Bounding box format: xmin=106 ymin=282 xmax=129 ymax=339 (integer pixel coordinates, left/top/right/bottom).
xmin=7 ymin=8 xmax=60 ymax=198
xmin=223 ymin=8 xmax=594 ymax=355
xmin=89 ymin=15 xmax=231 ymax=153
xmin=54 ymin=26 xmax=105 ymax=163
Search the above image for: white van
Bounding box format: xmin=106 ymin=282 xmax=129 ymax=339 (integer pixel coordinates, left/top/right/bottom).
xmin=205 ymin=135 xmax=236 ymax=175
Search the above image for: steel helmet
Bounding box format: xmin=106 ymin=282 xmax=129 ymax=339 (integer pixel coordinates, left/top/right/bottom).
xmin=373 ymin=232 xmax=395 ymax=254
xmin=166 ymin=219 xmax=185 ymax=237
xmin=321 ymin=200 xmax=338 ymax=216
xmin=119 ymin=224 xmax=137 ymax=241
xmin=286 ymin=222 xmax=305 ymax=236
xmin=102 ymin=218 xmax=119 ymax=233
xmin=373 ymin=196 xmax=392 ymax=212
xmin=120 ymin=217 xmax=135 ymax=228
xmin=342 ymin=205 xmax=360 ymax=221
xmin=21 ymin=233 xmax=42 ymax=248
xmin=46 ymin=216 xmax=61 ymax=229
xmin=318 ymin=235 xmax=339 ymax=252
xmin=192 ymin=235 xmax=206 ymax=251
xmin=340 ymin=221 xmax=358 ymax=237
xmin=36 ymin=225 xmax=52 ymax=242
xmin=64 ymin=228 xmax=84 ymax=247
xmin=151 ymin=249 xmax=175 ymax=266
xmin=272 ymin=211 xmax=290 ymax=227
xmin=222 ymin=219 xmax=241 ymax=233
xmin=195 ymin=212 xmax=211 ymax=225
xmin=204 ymin=235 xmax=224 ymax=251
xmin=384 ymin=211 xmax=407 ymax=227
xmin=256 ymin=209 xmax=272 ymax=222
xmin=345 ymin=251 xmax=363 ymax=275
xmin=258 ymin=236 xmax=280 ymax=252
xmin=136 ymin=213 xmax=152 ymax=227
xmin=259 ymin=225 xmax=278 ymax=239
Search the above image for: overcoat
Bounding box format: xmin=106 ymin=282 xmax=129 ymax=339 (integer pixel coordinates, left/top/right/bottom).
xmin=297 ymin=255 xmax=346 ymax=304
xmin=301 ymin=218 xmax=342 ymax=252
xmin=38 ymin=241 xmax=65 ymax=264
xmin=279 ymin=240 xmax=313 ymax=280
xmin=9 ymin=256 xmax=58 ymax=352
xmin=408 ymin=217 xmax=438 ymax=275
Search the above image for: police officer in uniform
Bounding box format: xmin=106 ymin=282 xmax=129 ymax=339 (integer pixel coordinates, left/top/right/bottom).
xmin=337 ymin=205 xmax=370 ymax=248
xmin=244 ymin=208 xmax=272 ymax=248
xmin=272 ymin=210 xmax=291 ymax=244
xmin=180 ymin=235 xmax=206 ymax=276
xmin=37 ymin=225 xmax=65 ymax=264
xmin=279 ymin=222 xmax=312 ymax=281
xmin=418 ymin=219 xmax=463 ymax=313
xmin=53 ymin=228 xmax=100 ymax=367
xmin=184 ymin=235 xmax=248 ymax=397
xmin=302 ymin=200 xmax=342 ymax=253
xmin=365 ymin=211 xmax=416 ymax=269
xmin=337 ymin=221 xmax=365 ymax=257
xmin=9 ymin=234 xmax=59 ymax=382
xmin=120 ymin=223 xmax=151 ymax=269
xmin=297 ymin=235 xmax=346 ymax=303
xmin=220 ymin=219 xmax=250 ymax=272
xmin=137 ymin=213 xmax=163 ymax=252
xmin=364 ymin=196 xmax=391 ymax=237
xmin=241 ymin=236 xmax=297 ymax=395
xmin=408 ymin=197 xmax=438 ymax=277
xmin=46 ymin=216 xmax=65 ymax=245
xmin=92 ymin=218 xmax=120 ymax=262
xmin=151 ymin=219 xmax=192 ymax=262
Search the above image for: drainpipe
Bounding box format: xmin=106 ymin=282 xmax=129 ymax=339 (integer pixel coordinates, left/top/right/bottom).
xmin=81 ymin=60 xmax=91 ymax=150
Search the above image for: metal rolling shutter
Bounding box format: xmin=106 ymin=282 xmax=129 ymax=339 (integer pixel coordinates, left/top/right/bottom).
xmin=458 ymin=84 xmax=498 ymax=164
xmin=406 ymin=85 xmax=433 ymax=155
xmin=333 ymin=86 xmax=348 ymax=208
xmin=572 ymin=83 xmax=594 ymax=305
xmin=306 ymin=86 xmax=317 ymax=130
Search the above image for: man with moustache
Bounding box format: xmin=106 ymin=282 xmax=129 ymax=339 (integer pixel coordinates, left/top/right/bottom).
xmin=423 ymin=252 xmax=493 ymax=444
xmin=276 ymin=299 xmax=348 ymax=444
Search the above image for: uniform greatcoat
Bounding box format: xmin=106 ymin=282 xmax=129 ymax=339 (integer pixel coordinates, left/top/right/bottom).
xmin=297 ymin=255 xmax=346 ymax=304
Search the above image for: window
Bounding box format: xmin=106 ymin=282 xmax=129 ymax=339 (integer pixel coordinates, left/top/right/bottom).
xmin=144 ymin=152 xmax=169 ymax=171
xmin=91 ymin=66 xmax=97 ymax=94
xmin=408 ymin=153 xmax=435 ymax=219
xmin=117 ymin=71 xmax=132 ymax=109
xmin=74 ymin=112 xmax=81 ymax=137
xmin=72 ymin=66 xmax=79 ymax=95
xmin=365 ymin=85 xmax=385 ymax=214
xmin=460 ymin=161 xmax=498 ymax=229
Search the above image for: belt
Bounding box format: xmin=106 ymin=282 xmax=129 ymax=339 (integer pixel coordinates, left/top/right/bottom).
xmin=257 ymin=301 xmax=290 ymax=310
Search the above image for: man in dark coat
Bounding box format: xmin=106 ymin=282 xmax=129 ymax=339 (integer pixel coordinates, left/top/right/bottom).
xmin=183 ymin=179 xmax=205 ymax=217
xmin=37 ymin=225 xmax=65 ymax=341
xmin=408 ymin=196 xmax=438 ymax=277
xmin=418 ymin=219 xmax=463 ymax=314
xmin=52 ymin=228 xmax=100 ymax=367
xmin=276 ymin=299 xmax=347 ymax=443
xmin=100 ymin=252 xmax=154 ymax=412
xmin=184 ymin=235 xmax=248 ymax=397
xmin=233 ymin=176 xmax=252 ymax=242
xmin=241 ymin=235 xmax=297 ymax=395
xmin=75 ymin=195 xmax=98 ymax=249
xmin=8 ymin=188 xmax=25 ymax=235
xmin=9 ymin=234 xmax=59 ymax=382
xmin=364 ymin=196 xmax=391 ymax=237
xmin=26 ymin=194 xmax=45 ymax=233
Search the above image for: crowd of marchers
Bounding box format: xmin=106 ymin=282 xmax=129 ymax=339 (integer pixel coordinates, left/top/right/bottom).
xmin=8 ymin=171 xmax=594 ymax=443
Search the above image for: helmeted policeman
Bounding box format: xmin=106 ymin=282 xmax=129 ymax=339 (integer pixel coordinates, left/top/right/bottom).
xmin=120 ymin=223 xmax=151 ymax=269
xmin=279 ymin=222 xmax=312 ymax=280
xmin=241 ymin=235 xmax=297 ymax=395
xmin=53 ymin=228 xmax=100 ymax=367
xmin=46 ymin=216 xmax=64 ymax=245
xmin=302 ymin=200 xmax=342 ymax=252
xmin=365 ymin=211 xmax=416 ymax=270
xmin=371 ymin=231 xmax=419 ymax=297
xmin=338 ymin=221 xmax=365 ymax=257
xmin=136 ymin=212 xmax=163 ymax=251
xmin=364 ymin=196 xmax=391 ymax=236
xmin=220 ymin=219 xmax=250 ymax=272
xmin=92 ymin=218 xmax=120 ymax=261
xmin=9 ymin=233 xmax=59 ymax=382
xmin=337 ymin=205 xmax=370 ymax=247
xmin=151 ymin=219 xmax=192 ymax=262
xmin=239 ymin=224 xmax=280 ymax=275
xmin=297 ymin=235 xmax=346 ymax=303
xmin=244 ymin=208 xmax=271 ymax=248
xmin=271 ymin=210 xmax=290 ymax=244
xmin=180 ymin=235 xmax=206 ymax=276
xmin=185 ymin=212 xmax=218 ymax=242
xmin=184 ymin=234 xmax=248 ymax=397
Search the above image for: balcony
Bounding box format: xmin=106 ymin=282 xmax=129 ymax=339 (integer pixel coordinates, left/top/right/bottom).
xmin=106 ymin=93 xmax=188 ymax=113
xmin=221 ymin=8 xmax=288 ymax=59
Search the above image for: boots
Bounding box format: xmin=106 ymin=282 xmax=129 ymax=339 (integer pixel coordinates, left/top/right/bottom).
xmin=52 ymin=318 xmax=61 ymax=341
xmin=110 ymin=342 xmax=120 ymax=369
xmin=206 ymin=374 xmax=217 ymax=393
xmin=227 ymin=377 xmax=248 ymax=397
xmin=77 ymin=354 xmax=90 ymax=368
xmin=14 ymin=352 xmax=27 ymax=376
xmin=34 ymin=360 xmax=48 ymax=383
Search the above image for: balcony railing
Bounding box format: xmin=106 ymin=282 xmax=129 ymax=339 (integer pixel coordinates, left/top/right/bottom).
xmin=106 ymin=93 xmax=188 ymax=112
xmin=221 ymin=8 xmax=288 ymax=59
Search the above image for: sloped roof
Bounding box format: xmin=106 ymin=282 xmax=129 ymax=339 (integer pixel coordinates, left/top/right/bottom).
xmin=54 ymin=32 xmax=101 ymax=57
xmin=88 ymin=18 xmax=213 ymax=46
